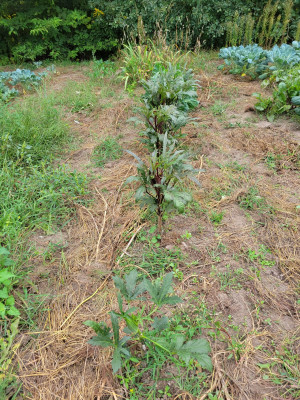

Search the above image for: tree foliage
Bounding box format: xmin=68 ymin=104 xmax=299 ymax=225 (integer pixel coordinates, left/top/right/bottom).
xmin=0 ymin=0 xmax=299 ymax=62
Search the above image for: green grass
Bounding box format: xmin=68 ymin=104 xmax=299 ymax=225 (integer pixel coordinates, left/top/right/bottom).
xmin=92 ymin=137 xmax=123 ymax=167
xmin=0 ymin=164 xmax=89 ymax=246
xmin=0 ymin=94 xmax=69 ymax=165
xmin=209 ymin=210 xmax=225 ymax=226
xmin=54 ymin=80 xmax=98 ymax=114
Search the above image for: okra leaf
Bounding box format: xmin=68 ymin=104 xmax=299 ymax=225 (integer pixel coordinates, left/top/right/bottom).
xmin=152 ymin=316 xmax=169 ymax=332
xmin=144 ymin=273 xmax=182 ymax=306
xmin=110 ymin=311 xmax=120 ymax=343
xmin=111 ymin=349 xmax=122 ymax=373
xmin=84 ymin=320 xmax=113 ymax=347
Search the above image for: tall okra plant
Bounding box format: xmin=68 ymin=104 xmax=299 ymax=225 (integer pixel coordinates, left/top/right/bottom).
xmin=127 ymin=63 xmax=201 ymax=234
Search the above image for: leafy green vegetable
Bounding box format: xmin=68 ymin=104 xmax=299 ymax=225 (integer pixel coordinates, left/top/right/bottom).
xmin=85 ymin=270 xmax=212 ymax=374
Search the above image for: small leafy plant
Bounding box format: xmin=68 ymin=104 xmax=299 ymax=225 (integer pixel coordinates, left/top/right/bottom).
xmin=254 ymin=66 xmax=300 ymax=119
xmin=85 ymin=270 xmax=212 ymax=374
xmin=0 ymin=247 xmax=20 ymax=319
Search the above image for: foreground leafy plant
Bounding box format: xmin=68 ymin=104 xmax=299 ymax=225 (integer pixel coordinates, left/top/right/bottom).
xmin=85 ymin=270 xmax=212 ymax=374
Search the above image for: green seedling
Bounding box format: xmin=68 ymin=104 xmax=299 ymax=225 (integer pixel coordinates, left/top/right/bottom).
xmin=209 ymin=211 xmax=225 ymax=226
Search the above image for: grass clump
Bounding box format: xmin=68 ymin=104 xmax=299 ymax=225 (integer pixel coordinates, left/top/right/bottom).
xmin=55 ymin=80 xmax=97 ymax=114
xmin=92 ymin=137 xmax=123 ymax=167
xmin=0 ymin=164 xmax=89 ymax=245
xmin=121 ymin=39 xmax=190 ymax=90
xmin=0 ymin=91 xmax=90 ymax=247
xmin=0 ymin=95 xmax=68 ymax=165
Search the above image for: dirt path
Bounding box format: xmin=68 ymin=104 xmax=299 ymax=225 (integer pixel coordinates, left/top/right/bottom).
xmin=16 ymin=62 xmax=299 ymax=400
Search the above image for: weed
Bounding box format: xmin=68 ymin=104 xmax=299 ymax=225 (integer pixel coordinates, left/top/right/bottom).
xmin=89 ymin=59 xmax=116 ymax=81
xmin=210 ymin=101 xmax=228 ymax=116
xmin=0 ymin=94 xmax=69 ymax=165
xmin=222 ymin=161 xmax=247 ymax=172
xmin=211 ymin=264 xmax=244 ymax=291
xmin=92 ymin=137 xmax=123 ymax=168
xmin=208 ymin=242 xmax=227 ymax=262
xmin=248 ymin=245 xmax=275 ymax=267
xmin=56 ymin=81 xmax=97 ymax=114
xmin=119 ymin=232 xmax=183 ymax=277
xmin=0 ymin=247 xmax=20 ymax=319
xmin=239 ymin=186 xmax=272 ymax=213
xmin=258 ymin=337 xmax=300 ymax=398
xmin=209 ymin=211 xmax=225 ymax=226
xmin=0 ymin=164 xmax=89 ymax=244
xmin=121 ymin=41 xmax=189 ymax=88
xmin=181 ymin=231 xmax=192 ymax=240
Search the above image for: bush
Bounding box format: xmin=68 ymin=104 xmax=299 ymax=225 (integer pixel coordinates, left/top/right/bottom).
xmin=1 ymin=0 xmax=299 ymax=62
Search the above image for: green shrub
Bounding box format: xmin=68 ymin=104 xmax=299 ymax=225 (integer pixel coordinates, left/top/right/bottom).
xmin=1 ymin=0 xmax=299 ymax=62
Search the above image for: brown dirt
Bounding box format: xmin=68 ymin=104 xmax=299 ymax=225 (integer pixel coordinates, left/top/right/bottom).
xmin=15 ymin=60 xmax=300 ymax=400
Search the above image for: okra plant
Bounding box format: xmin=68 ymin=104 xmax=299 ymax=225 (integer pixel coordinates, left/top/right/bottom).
xmin=141 ymin=63 xmax=199 ymax=112
xmin=127 ymin=133 xmax=201 ymax=234
xmin=127 ymin=63 xmax=201 ymax=234
xmin=85 ymin=270 xmax=212 ymax=374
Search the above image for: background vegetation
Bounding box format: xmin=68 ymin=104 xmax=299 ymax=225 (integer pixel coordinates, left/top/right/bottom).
xmin=0 ymin=0 xmax=299 ymax=63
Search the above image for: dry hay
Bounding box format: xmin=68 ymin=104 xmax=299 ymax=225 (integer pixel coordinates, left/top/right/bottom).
xmin=16 ymin=158 xmax=142 ymax=400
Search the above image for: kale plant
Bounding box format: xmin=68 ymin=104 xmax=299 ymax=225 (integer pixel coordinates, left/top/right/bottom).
xmin=0 ymin=68 xmax=47 ymax=102
xmin=218 ymin=44 xmax=269 ymax=78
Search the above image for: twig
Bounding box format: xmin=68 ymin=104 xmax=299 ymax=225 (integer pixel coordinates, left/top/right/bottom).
xmin=59 ymin=275 xmax=111 ymax=329
xmin=115 ymin=224 xmax=146 ymax=265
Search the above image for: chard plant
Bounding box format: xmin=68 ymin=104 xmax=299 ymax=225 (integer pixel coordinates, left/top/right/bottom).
xmin=85 ymin=270 xmax=212 ymax=374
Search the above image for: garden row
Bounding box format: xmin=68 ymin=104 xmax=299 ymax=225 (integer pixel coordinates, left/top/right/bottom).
xmin=85 ymin=63 xmax=213 ymax=374
xmin=219 ymin=42 xmax=300 ymax=120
